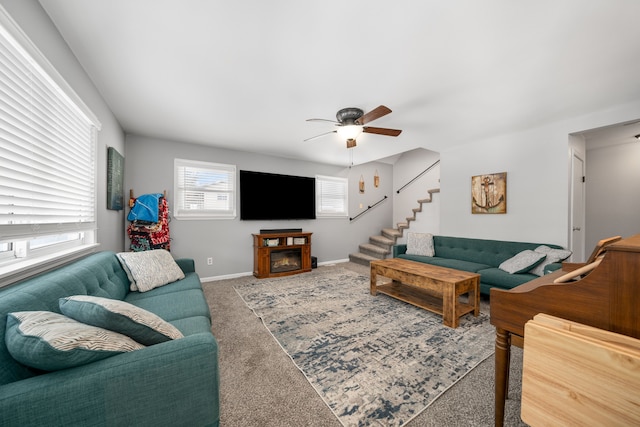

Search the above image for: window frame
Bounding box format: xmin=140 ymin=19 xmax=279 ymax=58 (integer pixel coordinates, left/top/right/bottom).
xmin=173 ymin=158 xmax=237 ymax=220
xmin=0 ymin=6 xmax=101 ymax=287
xmin=315 ymin=175 xmax=349 ymax=218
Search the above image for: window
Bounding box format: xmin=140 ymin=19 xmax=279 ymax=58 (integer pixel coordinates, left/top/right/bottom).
xmin=0 ymin=7 xmax=100 ymax=285
xmin=174 ymin=159 xmax=236 ymax=219
xmin=316 ymin=175 xmax=348 ymax=217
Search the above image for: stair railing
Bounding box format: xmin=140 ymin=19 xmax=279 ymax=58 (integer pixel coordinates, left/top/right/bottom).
xmin=396 ymin=159 xmax=440 ymax=194
xmin=350 ymin=195 xmax=388 ymax=221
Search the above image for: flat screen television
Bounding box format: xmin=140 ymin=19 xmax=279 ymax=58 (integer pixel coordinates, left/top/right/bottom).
xmin=239 ymin=170 xmax=316 ymax=220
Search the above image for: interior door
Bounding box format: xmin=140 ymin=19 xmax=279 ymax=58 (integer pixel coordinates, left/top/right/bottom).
xmin=570 ymin=151 xmax=586 ymax=261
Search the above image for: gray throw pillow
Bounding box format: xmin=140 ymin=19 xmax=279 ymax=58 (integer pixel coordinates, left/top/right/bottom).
xmin=499 ymin=250 xmax=546 ymax=274
xmin=528 ymin=245 xmax=573 ymax=276
xmin=406 ymin=232 xmax=435 ymax=257
xmin=116 ymin=249 xmax=185 ymax=292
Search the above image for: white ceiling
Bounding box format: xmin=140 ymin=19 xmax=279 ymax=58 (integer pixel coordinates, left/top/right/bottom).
xmin=39 ymin=0 xmax=640 ymax=166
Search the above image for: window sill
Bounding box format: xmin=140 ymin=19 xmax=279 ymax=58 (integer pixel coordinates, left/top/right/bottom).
xmin=0 ymin=244 xmax=100 ymax=289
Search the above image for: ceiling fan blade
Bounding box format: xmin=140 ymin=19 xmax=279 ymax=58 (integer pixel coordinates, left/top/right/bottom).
xmin=304 ymin=130 xmax=336 ymax=142
xmin=356 ymin=105 xmax=392 ymax=125
xmin=306 ymin=118 xmax=340 ymax=124
xmin=363 ymin=126 xmax=402 ymax=137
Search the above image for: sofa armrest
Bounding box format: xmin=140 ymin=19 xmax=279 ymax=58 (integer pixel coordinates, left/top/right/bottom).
xmin=0 ymin=333 xmax=219 ymax=426
xmin=544 ymin=262 xmax=563 ymax=274
xmin=175 ymin=258 xmax=195 ymax=274
xmin=392 ymin=244 xmax=408 ymax=258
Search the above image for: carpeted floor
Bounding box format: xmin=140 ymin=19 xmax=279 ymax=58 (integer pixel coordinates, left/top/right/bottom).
xmin=202 ymin=262 xmax=528 ymax=426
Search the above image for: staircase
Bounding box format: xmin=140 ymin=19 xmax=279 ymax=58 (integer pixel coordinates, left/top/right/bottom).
xmin=348 ymin=188 xmax=440 ymax=266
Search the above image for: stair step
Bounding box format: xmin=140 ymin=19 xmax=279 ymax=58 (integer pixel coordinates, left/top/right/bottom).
xmin=359 ymin=243 xmax=389 ymax=258
xmin=382 ymin=228 xmax=402 ymax=240
xmin=370 ymin=235 xmax=395 ymax=249
xmin=348 ymin=252 xmax=379 ymax=266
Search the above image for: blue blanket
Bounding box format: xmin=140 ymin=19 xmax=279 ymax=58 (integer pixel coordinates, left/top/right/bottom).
xmin=127 ymin=193 xmax=163 ymax=223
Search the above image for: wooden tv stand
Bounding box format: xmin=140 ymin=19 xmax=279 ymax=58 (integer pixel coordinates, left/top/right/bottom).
xmin=252 ymin=231 xmax=312 ymax=278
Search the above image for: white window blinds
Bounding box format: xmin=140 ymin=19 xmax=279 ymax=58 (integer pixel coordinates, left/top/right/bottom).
xmin=174 ymin=158 xmax=236 ymax=219
xmin=316 ymin=175 xmax=348 ymax=217
xmin=0 ymin=13 xmax=98 ymax=241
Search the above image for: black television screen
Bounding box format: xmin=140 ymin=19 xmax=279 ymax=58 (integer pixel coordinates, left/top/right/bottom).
xmin=240 ymin=170 xmax=316 ymax=220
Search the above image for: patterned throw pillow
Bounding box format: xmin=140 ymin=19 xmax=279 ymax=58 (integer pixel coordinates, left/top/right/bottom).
xmin=406 ymin=232 xmax=435 ymax=257
xmin=5 ymin=311 xmax=144 ymax=371
xmin=499 ymin=250 xmax=546 ymax=274
xmin=116 ymin=249 xmax=185 ymax=292
xmin=528 ymin=245 xmax=573 ymax=276
xmin=60 ymin=295 xmax=183 ymax=346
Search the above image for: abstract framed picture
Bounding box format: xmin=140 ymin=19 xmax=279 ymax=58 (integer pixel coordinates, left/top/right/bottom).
xmin=107 ymin=147 xmax=124 ymax=210
xmin=471 ymin=172 xmax=506 ymax=214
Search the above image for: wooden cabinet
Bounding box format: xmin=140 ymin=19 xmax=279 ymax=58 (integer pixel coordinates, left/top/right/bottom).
xmin=252 ymin=232 xmax=312 ymax=278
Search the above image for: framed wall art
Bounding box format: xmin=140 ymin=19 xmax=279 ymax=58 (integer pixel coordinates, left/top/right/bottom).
xmin=107 ymin=147 xmax=124 ymax=210
xmin=471 ymin=172 xmax=506 ymax=214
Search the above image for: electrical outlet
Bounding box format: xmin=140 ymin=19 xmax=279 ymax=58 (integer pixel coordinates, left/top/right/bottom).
xmin=207 ymin=257 xmax=213 ymax=265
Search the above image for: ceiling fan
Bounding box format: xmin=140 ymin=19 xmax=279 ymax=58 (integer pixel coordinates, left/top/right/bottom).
xmin=305 ymin=105 xmax=402 ymax=148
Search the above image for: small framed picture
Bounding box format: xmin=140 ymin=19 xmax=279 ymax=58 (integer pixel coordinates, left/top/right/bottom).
xmin=471 ymin=172 xmax=507 ymax=214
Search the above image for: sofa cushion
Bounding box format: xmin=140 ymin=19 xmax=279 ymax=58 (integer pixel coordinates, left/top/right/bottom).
xmin=124 ymin=272 xmax=202 ymax=301
xmin=406 ymin=232 xmax=435 ymax=256
xmin=397 ymin=254 xmax=491 ymax=273
xmin=125 ymin=289 xmax=212 ymax=322
xmin=169 ymin=316 xmax=213 ymax=336
xmin=478 ymin=267 xmax=539 ymax=289
xmin=116 ymin=249 xmax=185 ymax=292
xmin=59 ymin=295 xmax=183 ymax=346
xmin=5 ymin=311 xmax=144 ymax=371
xmin=528 ymin=245 xmax=573 ymax=276
xmin=499 ymin=250 xmax=546 ymax=274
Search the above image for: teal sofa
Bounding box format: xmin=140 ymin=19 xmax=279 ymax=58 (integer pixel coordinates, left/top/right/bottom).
xmin=393 ymin=235 xmax=565 ymax=295
xmin=0 ymin=251 xmax=219 ymax=427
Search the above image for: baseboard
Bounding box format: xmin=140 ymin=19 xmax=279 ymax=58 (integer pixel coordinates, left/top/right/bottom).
xmin=199 ymin=258 xmax=351 ymax=283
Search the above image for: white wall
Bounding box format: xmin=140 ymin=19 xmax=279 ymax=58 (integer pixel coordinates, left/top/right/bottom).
xmin=586 ymin=141 xmax=640 ymax=249
xmin=124 ymin=134 xmax=393 ymax=279
xmin=1 ymin=0 xmax=127 ymax=252
xmin=440 ymin=100 xmax=640 ymax=248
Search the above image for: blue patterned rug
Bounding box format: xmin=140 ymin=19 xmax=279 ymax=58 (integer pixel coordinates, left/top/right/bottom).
xmin=234 ymin=267 xmax=495 ymax=426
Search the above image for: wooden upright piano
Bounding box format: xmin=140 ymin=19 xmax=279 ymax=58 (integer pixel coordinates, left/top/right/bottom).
xmin=490 ymin=234 xmax=640 ymax=427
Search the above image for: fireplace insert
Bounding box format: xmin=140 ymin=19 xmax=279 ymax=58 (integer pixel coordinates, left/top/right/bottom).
xmin=270 ymin=249 xmax=302 ymax=274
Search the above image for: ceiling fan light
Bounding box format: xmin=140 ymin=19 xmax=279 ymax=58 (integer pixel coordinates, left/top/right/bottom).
xmin=337 ymin=125 xmax=363 ymax=140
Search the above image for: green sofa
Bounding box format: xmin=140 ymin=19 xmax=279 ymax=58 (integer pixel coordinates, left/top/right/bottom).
xmin=393 ymin=235 xmax=566 ymax=295
xmin=0 ymin=251 xmax=219 ymax=427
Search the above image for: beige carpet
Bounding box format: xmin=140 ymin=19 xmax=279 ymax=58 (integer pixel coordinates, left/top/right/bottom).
xmin=203 ymin=262 xmax=527 ymax=426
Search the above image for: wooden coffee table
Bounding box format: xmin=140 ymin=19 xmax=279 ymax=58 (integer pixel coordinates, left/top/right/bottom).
xmin=370 ymin=258 xmax=480 ymax=328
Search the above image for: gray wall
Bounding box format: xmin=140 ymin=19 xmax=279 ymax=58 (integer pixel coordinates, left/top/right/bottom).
xmin=2 ymin=0 xmax=127 ymax=253
xmin=586 ymin=140 xmax=640 ymax=248
xmin=124 ymin=134 xmax=393 ymax=280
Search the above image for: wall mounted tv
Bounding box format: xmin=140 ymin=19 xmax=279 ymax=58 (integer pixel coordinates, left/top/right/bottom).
xmin=240 ymin=170 xmax=316 ymax=220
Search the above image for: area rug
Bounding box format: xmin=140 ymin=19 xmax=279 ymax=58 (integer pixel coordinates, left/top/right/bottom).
xmin=234 ymin=267 xmax=495 ymax=427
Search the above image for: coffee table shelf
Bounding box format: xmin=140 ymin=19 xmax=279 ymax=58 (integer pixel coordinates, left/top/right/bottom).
xmin=376 ymin=282 xmax=477 ymax=319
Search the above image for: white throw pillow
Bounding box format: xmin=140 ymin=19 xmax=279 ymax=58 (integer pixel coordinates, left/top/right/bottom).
xmin=528 ymin=245 xmax=573 ymax=276
xmin=499 ymin=250 xmax=546 ymax=274
xmin=116 ymin=249 xmax=185 ymax=292
xmin=406 ymin=232 xmax=435 ymax=257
